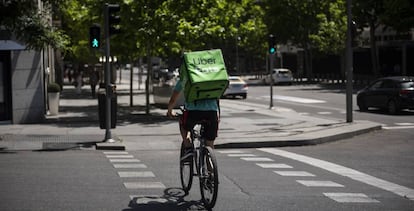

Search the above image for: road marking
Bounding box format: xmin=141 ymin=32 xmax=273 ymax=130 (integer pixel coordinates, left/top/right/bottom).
xmin=296 ymin=180 xmax=344 ymax=187
xmin=129 ymin=195 xmax=177 ymax=204
xmin=124 ymin=182 xmax=166 ymax=189
xmin=317 ymin=111 xmax=332 ymax=115
xmin=103 ymin=151 xmax=129 ymax=155
xmin=227 ymin=154 xmax=256 ymax=157
xmin=262 ymin=95 xmax=326 ymax=104
xmin=383 ymin=125 xmax=414 ymax=130
xmin=217 ymin=150 xmax=246 ymax=154
xmin=118 ymin=171 xmax=155 ymax=178
xmin=256 ymin=163 xmax=293 ymax=169
xmin=323 ymin=193 xmax=380 ymax=203
xmin=241 ymin=157 xmax=274 ymax=162
xmin=106 ymin=155 xmax=134 ymax=158
xmin=395 ymin=122 xmax=414 ymax=126
xmin=109 ymin=159 xmax=140 ymax=163
xmin=273 ymin=171 xmax=315 ymax=177
xmin=113 ymin=164 xmax=147 ymax=168
xmin=259 ymin=148 xmax=414 ymax=201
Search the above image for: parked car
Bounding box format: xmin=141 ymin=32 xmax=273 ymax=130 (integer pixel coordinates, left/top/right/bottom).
xmin=223 ymin=76 xmax=248 ymax=99
xmin=264 ymin=68 xmax=293 ymax=85
xmin=356 ymin=76 xmax=414 ymax=114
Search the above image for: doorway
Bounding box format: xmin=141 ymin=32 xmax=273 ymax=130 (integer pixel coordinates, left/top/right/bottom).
xmin=0 ymin=51 xmax=12 ymax=121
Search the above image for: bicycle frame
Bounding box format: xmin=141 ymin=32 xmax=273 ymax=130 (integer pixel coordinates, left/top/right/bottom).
xmin=191 ymin=124 xmax=207 ymax=177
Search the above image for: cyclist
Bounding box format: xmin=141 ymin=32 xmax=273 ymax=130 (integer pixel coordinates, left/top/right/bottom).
xmin=166 ymin=79 xmax=219 ymax=152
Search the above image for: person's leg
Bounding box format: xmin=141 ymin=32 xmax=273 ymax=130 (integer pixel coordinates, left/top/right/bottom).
xmin=180 ymin=110 xmax=193 ymax=148
xmin=180 ymin=123 xmax=192 ymax=148
xmin=206 ymin=140 xmax=214 ymax=149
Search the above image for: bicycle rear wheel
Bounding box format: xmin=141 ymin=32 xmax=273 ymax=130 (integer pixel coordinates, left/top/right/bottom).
xmin=180 ymin=143 xmax=193 ymax=193
xmin=199 ymin=146 xmax=219 ymax=209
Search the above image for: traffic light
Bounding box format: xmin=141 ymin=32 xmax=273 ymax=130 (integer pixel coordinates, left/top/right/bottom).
xmin=107 ymin=4 xmax=121 ymax=36
xmin=268 ymin=34 xmax=276 ymax=54
xmin=89 ymin=24 xmax=100 ymax=49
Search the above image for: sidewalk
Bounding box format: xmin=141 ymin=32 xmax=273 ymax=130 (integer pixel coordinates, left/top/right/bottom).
xmin=0 ymin=80 xmax=381 ymax=151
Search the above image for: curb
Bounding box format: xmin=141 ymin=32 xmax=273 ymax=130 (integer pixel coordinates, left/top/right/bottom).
xmin=215 ymin=121 xmax=382 ymax=149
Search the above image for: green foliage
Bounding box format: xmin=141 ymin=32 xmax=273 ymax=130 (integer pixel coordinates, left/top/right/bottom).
xmin=0 ymin=0 xmax=70 ymax=51
xmin=47 ymin=82 xmax=61 ymax=93
xmin=265 ymin=0 xmax=347 ymax=54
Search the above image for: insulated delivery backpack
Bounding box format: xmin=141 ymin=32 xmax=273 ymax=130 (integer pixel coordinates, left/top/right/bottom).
xmin=180 ymin=49 xmax=229 ymax=103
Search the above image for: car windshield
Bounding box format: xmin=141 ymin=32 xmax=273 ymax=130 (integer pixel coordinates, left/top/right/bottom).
xmin=400 ymin=81 xmax=414 ymax=89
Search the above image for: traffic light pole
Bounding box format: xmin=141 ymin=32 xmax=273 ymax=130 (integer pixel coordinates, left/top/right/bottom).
xmin=269 ymin=53 xmax=274 ymax=109
xmin=268 ymin=34 xmax=276 ymax=109
xmin=346 ymin=0 xmax=353 ymax=123
xmin=103 ymin=3 xmax=115 ymax=143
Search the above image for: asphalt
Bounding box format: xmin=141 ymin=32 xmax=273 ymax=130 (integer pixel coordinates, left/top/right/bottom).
xmin=0 ymin=79 xmax=382 ymax=151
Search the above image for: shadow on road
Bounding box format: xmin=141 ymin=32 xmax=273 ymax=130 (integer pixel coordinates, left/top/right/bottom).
xmin=124 ymin=187 xmax=209 ymax=211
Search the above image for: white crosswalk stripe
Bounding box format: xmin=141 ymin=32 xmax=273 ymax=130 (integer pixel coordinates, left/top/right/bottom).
xmin=241 ymin=157 xmax=274 ymax=162
xmin=273 ymin=171 xmax=315 ymax=177
xmin=106 ymin=155 xmax=134 ymax=158
xmin=118 ymin=171 xmax=155 ymax=178
xmin=109 ymin=159 xmax=140 ymax=162
xmin=296 ymin=180 xmax=344 ymax=187
xmin=113 ymin=164 xmax=147 ymax=168
xmin=124 ymin=182 xmax=166 ymax=189
xmin=323 ymin=193 xmax=380 ymax=203
xmin=227 ymin=154 xmax=256 ymax=157
xmin=256 ymin=163 xmax=293 ymax=169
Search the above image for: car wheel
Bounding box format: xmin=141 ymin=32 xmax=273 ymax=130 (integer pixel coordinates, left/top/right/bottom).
xmin=242 ymin=94 xmax=247 ymax=99
xmin=387 ymin=100 xmax=399 ymax=115
xmin=358 ymin=99 xmax=368 ymax=112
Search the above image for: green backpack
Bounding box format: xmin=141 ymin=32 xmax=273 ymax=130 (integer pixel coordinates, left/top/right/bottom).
xmin=180 ymin=49 xmax=229 ymax=103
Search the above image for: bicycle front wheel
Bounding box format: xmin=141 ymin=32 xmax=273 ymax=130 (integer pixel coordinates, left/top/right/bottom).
xmin=199 ymin=146 xmax=219 ymax=209
xmin=180 ymin=143 xmax=193 ymax=194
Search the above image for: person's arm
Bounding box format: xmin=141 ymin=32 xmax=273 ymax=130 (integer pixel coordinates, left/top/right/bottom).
xmin=167 ymin=90 xmax=180 ymax=117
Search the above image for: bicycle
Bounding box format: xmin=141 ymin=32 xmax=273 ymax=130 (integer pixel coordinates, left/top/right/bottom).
xmin=178 ymin=111 xmax=219 ymax=209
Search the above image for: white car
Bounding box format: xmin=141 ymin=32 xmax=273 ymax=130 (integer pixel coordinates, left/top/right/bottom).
xmin=223 ymin=76 xmax=248 ymax=99
xmin=264 ymin=68 xmax=293 ymax=85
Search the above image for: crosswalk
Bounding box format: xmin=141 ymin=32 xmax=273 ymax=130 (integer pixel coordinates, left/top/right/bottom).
xmin=102 ymin=151 xmax=168 ymax=205
xmin=101 ymin=148 xmax=413 ymax=208
xmin=217 ymin=148 xmax=414 ymax=203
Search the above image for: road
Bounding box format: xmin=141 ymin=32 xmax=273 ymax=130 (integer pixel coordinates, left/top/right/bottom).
xmin=245 ymin=85 xmax=414 ymax=128
xmin=1 ymin=81 xmax=413 ymax=210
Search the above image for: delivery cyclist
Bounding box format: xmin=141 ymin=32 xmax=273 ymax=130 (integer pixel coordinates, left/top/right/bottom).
xmin=166 ymin=79 xmax=219 ymax=152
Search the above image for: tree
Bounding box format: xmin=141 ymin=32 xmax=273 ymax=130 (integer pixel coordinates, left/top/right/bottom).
xmin=353 ymin=0 xmax=414 ymax=77
xmin=0 ymin=0 xmax=69 ymax=51
xmin=265 ymin=0 xmax=347 ymax=78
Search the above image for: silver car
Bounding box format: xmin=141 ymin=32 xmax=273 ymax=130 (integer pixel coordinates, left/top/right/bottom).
xmin=264 ymin=68 xmax=293 ymax=85
xmin=223 ymin=76 xmax=248 ymax=99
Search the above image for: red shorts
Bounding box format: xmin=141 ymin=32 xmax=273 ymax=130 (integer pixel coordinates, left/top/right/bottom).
xmin=180 ymin=110 xmax=219 ymax=141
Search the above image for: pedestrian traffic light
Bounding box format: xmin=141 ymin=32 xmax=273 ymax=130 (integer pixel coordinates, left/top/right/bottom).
xmin=268 ymin=34 xmax=276 ymax=54
xmin=106 ymin=4 xmax=121 ymax=36
xmin=89 ymin=24 xmax=100 ymax=49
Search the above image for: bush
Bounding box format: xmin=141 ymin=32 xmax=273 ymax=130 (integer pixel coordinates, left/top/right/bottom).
xmin=47 ymin=82 xmax=61 ymax=93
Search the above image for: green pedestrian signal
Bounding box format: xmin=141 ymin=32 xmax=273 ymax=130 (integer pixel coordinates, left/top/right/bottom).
xmin=268 ymin=34 xmax=276 ymax=54
xmin=92 ymin=38 xmax=99 ymax=48
xmin=89 ymin=24 xmax=101 ymax=49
